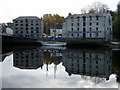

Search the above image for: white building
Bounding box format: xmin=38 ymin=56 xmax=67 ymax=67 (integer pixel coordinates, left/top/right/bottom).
xmin=62 ymin=13 xmax=112 ymax=42
xmin=12 ymin=16 xmax=43 ymax=39
xmin=50 ymin=23 xmax=63 ymax=37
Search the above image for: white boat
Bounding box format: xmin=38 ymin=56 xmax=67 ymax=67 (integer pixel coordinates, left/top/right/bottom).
xmin=41 ymin=41 xmax=67 ymax=46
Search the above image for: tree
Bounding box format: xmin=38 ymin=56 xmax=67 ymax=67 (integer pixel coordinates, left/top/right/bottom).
xmin=42 ymin=14 xmax=64 ymax=35
xmin=81 ymin=1 xmax=109 ymax=14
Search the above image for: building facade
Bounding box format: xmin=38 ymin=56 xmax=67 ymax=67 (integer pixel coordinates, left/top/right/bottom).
xmin=12 ymin=16 xmax=43 ymax=39
xmin=62 ymin=13 xmax=112 ymax=42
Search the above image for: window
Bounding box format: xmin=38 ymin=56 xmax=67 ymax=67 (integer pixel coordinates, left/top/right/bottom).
xmin=83 ymin=22 xmax=86 ymax=26
xmin=21 ymin=31 xmax=23 ymax=33
xmin=21 ymin=24 xmax=23 ymax=26
xmin=90 ymin=27 xmax=92 ymax=37
xmin=96 ymin=16 xmax=99 ymax=20
xmin=20 ymin=21 xmax=23 ymax=23
xmin=15 ymin=21 xmax=18 ymax=23
xmin=31 ymin=31 xmax=33 ymax=33
xmin=96 ymin=22 xmax=98 ymax=25
xmin=71 ymin=28 xmax=73 ymax=31
xmin=83 ymin=16 xmax=86 ymax=21
xmin=77 ymin=23 xmax=79 ymax=26
xmin=15 ymin=27 xmax=18 ymax=30
xmin=15 ymin=24 xmax=18 ymax=26
xmin=26 ymin=24 xmax=28 ymax=26
xmin=71 ymin=34 xmax=73 ymax=36
xmin=71 ymin=23 xmax=73 ymax=26
xmin=26 ymin=28 xmax=28 ymax=30
xmin=90 ymin=22 xmax=92 ymax=26
xmin=77 ymin=34 xmax=79 ymax=37
xmin=77 ymin=16 xmax=80 ymax=22
xmin=15 ymin=31 xmax=18 ymax=33
xmin=31 ymin=27 xmax=33 ymax=29
xmin=89 ymin=16 xmax=92 ymax=21
xmin=36 ymin=31 xmax=39 ymax=33
xmin=71 ymin=17 xmax=73 ymax=22
xmin=77 ymin=28 xmax=79 ymax=31
xmin=36 ymin=23 xmax=39 ymax=26
xmin=96 ymin=27 xmax=98 ymax=30
xmin=36 ymin=27 xmax=39 ymax=30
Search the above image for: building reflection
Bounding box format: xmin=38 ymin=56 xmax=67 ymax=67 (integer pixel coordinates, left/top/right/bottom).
xmin=62 ymin=48 xmax=112 ymax=81
xmin=13 ymin=49 xmax=43 ymax=69
xmin=13 ymin=46 xmax=113 ymax=81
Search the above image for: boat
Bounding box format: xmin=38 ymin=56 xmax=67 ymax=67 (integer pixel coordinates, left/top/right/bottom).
xmin=41 ymin=41 xmax=67 ymax=46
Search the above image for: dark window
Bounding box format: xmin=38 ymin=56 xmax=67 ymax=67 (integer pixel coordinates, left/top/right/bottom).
xmin=71 ymin=23 xmax=73 ymax=26
xmin=31 ymin=24 xmax=33 ymax=25
xmin=90 ymin=22 xmax=92 ymax=26
xmin=77 ymin=16 xmax=80 ymax=22
xmin=71 ymin=17 xmax=73 ymax=22
xmin=96 ymin=22 xmax=98 ymax=25
xmin=20 ymin=21 xmax=23 ymax=23
xmin=26 ymin=31 xmax=28 ymax=34
xmin=83 ymin=28 xmax=86 ymax=38
xmin=71 ymin=28 xmax=73 ymax=31
xmin=26 ymin=28 xmax=28 ymax=30
xmin=15 ymin=21 xmax=18 ymax=23
xmin=77 ymin=28 xmax=79 ymax=31
xmin=77 ymin=23 xmax=79 ymax=26
xmin=90 ymin=16 xmax=92 ymax=21
xmin=21 ymin=24 xmax=23 ymax=26
xmin=96 ymin=27 xmax=98 ymax=30
xmin=90 ymin=27 xmax=92 ymax=37
xmin=36 ymin=31 xmax=39 ymax=33
xmin=96 ymin=16 xmax=99 ymax=20
xmin=15 ymin=27 xmax=18 ymax=30
xmin=31 ymin=31 xmax=33 ymax=33
xmin=36 ymin=27 xmax=39 ymax=30
xmin=26 ymin=24 xmax=28 ymax=26
xmin=15 ymin=24 xmax=18 ymax=26
xmin=31 ymin=27 xmax=33 ymax=29
xmin=71 ymin=34 xmax=73 ymax=36
xmin=15 ymin=31 xmax=18 ymax=33
xmin=83 ymin=22 xmax=86 ymax=26
xmin=83 ymin=16 xmax=86 ymax=21
xmin=21 ymin=31 xmax=23 ymax=33
xmin=36 ymin=23 xmax=39 ymax=26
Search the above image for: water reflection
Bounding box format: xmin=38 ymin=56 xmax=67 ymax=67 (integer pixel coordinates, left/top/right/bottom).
xmin=1 ymin=46 xmax=120 ymax=88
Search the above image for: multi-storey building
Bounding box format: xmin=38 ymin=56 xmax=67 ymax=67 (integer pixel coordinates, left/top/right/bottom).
xmin=62 ymin=13 xmax=112 ymax=42
xmin=13 ymin=49 xmax=43 ymax=69
xmin=62 ymin=49 xmax=112 ymax=80
xmin=12 ymin=16 xmax=43 ymax=39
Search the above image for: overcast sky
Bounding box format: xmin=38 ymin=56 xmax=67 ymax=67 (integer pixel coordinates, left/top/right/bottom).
xmin=0 ymin=0 xmax=119 ymax=23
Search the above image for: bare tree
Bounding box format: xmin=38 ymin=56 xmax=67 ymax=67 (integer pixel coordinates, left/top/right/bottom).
xmin=81 ymin=1 xmax=109 ymax=14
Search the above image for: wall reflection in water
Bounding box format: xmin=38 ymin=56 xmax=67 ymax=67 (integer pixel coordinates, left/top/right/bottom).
xmin=62 ymin=49 xmax=112 ymax=82
xmin=13 ymin=49 xmax=43 ymax=69
xmin=12 ymin=46 xmax=112 ymax=81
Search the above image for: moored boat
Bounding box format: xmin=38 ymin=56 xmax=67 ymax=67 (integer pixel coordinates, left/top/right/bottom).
xmin=41 ymin=41 xmax=67 ymax=46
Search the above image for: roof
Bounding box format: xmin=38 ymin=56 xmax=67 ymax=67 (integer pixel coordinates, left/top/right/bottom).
xmin=13 ymin=16 xmax=41 ymax=20
xmin=50 ymin=23 xmax=62 ymax=29
xmin=66 ymin=12 xmax=110 ymax=19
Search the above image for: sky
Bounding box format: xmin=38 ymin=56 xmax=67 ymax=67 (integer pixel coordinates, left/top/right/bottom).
xmin=0 ymin=0 xmax=120 ymax=23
